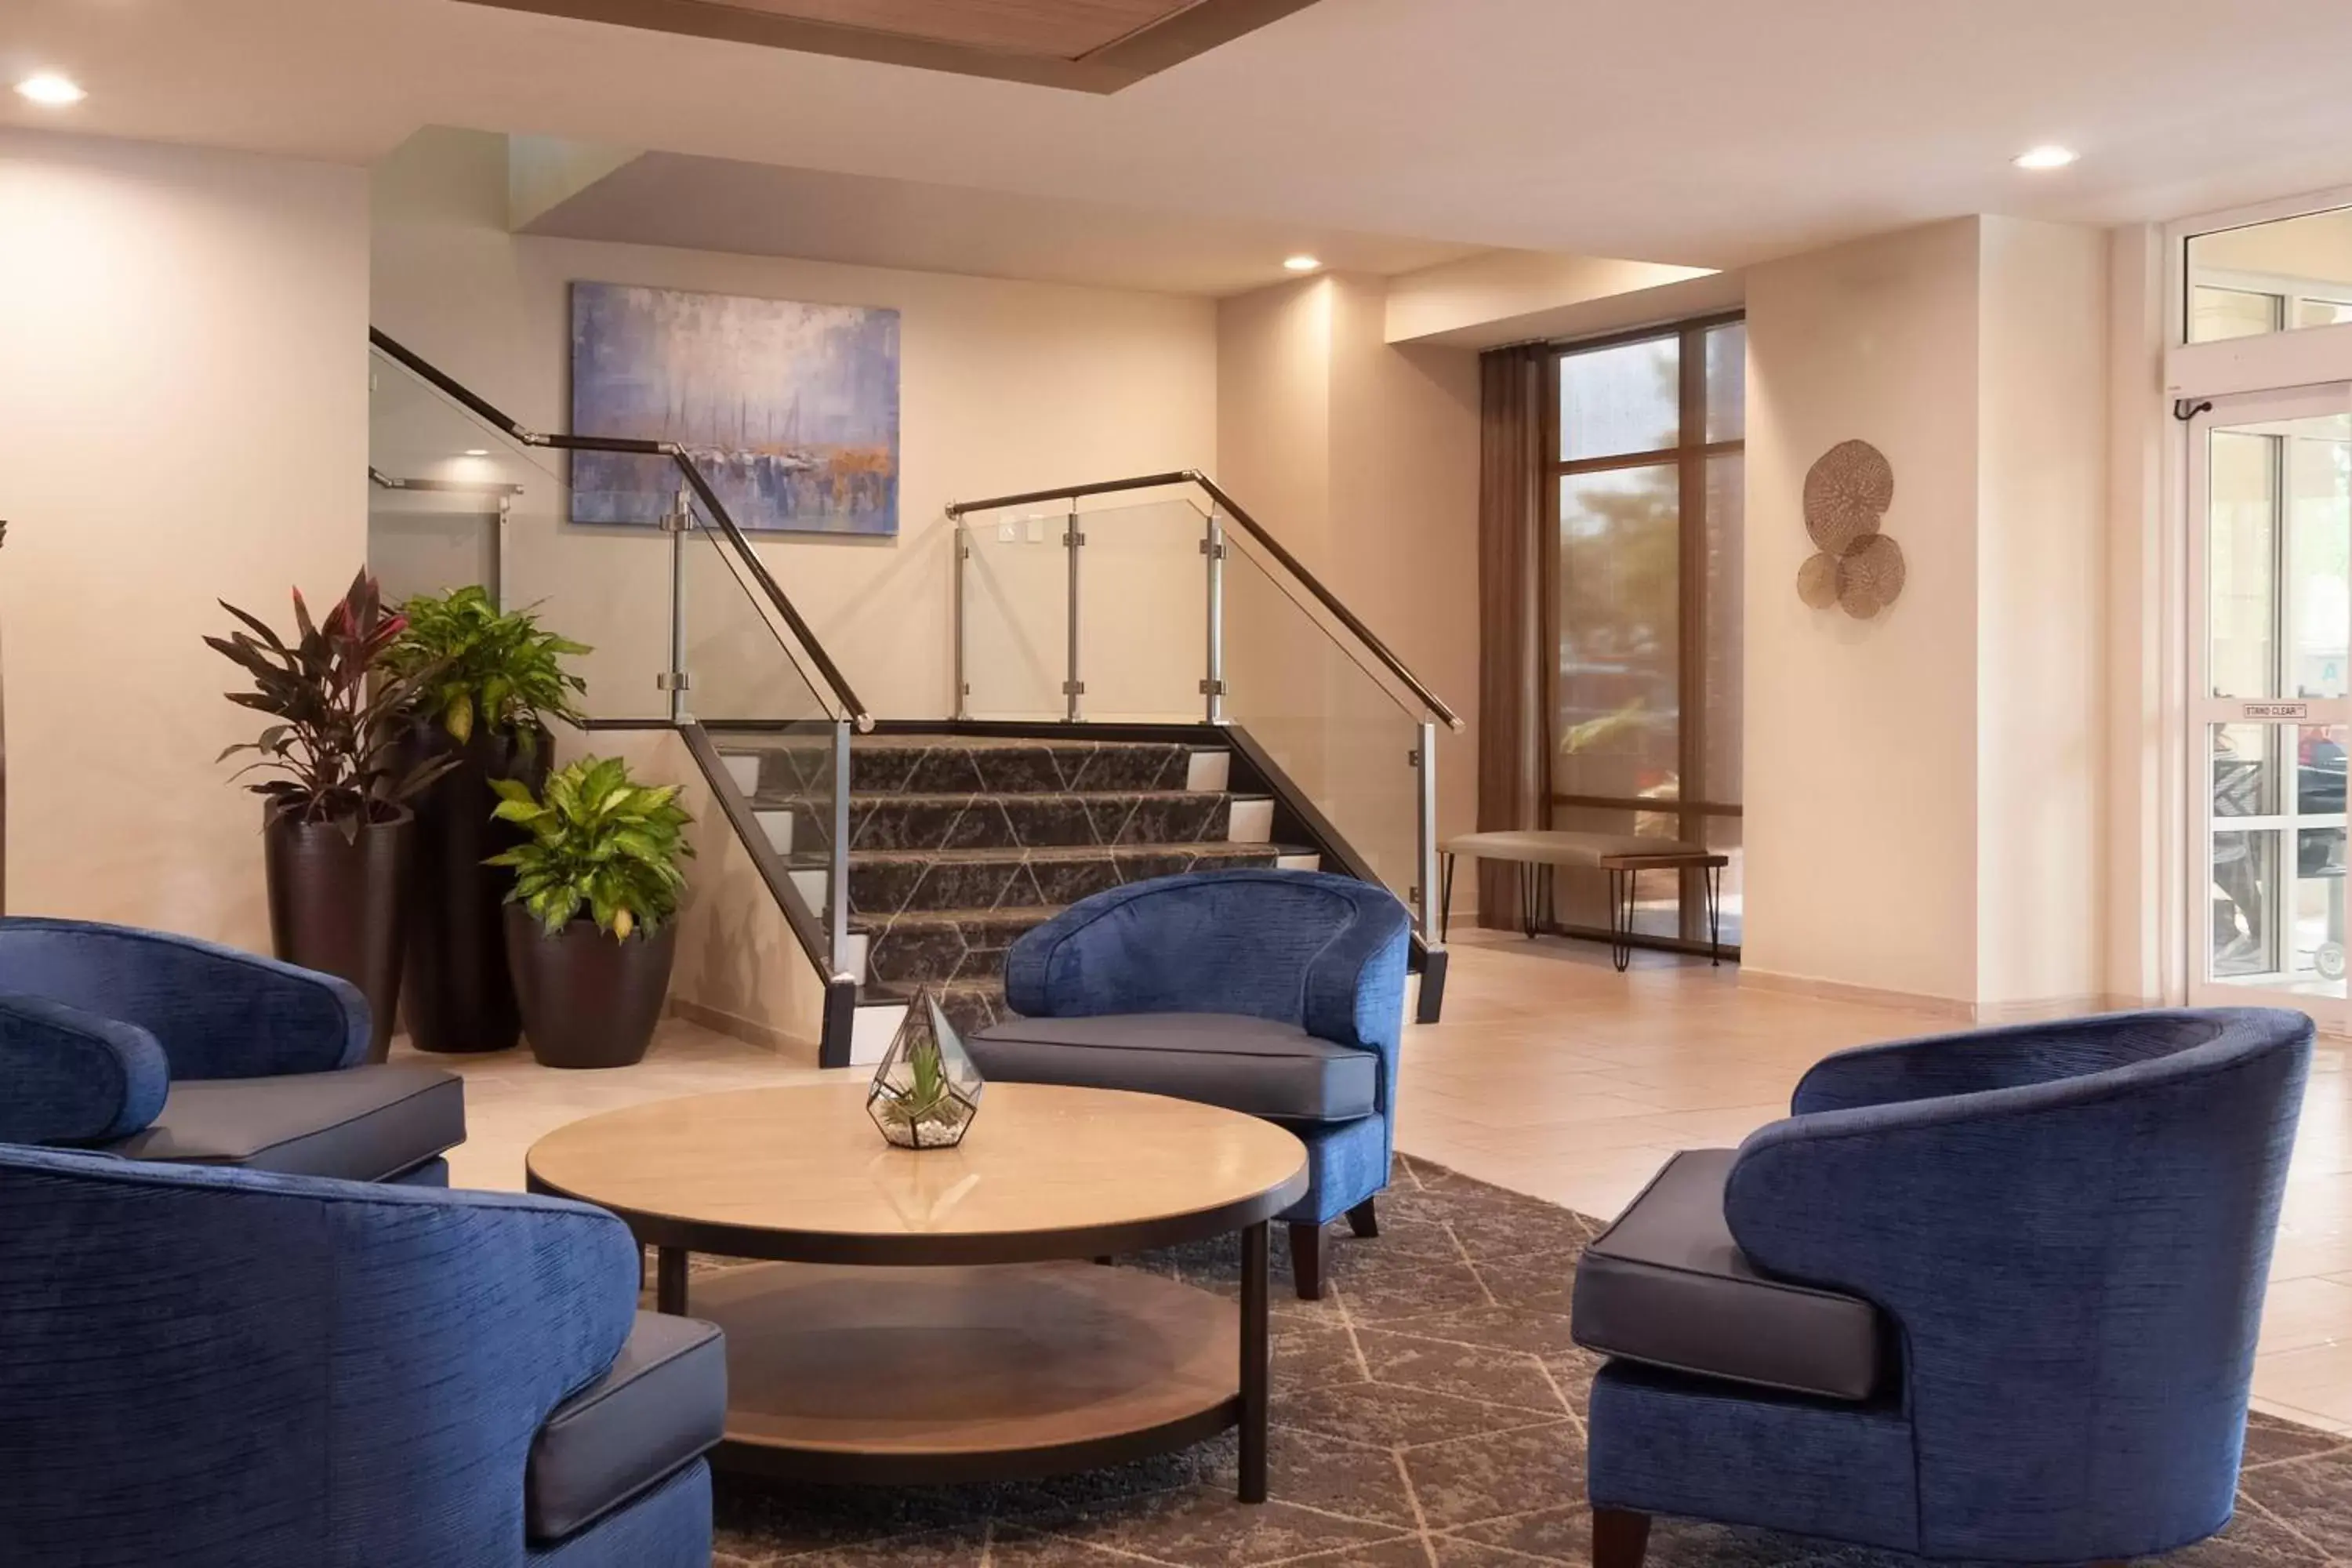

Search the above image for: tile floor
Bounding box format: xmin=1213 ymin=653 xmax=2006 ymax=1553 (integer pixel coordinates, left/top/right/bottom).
xmin=419 ymin=926 xmax=2352 ymax=1433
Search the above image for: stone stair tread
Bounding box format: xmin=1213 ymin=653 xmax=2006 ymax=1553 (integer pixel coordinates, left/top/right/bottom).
xmin=861 ymin=975 xmax=1013 ymax=1033
xmin=837 ymin=840 xmax=1305 ymax=865
xmin=852 ymin=905 xmax=1061 ymax=932
xmin=753 ymin=787 xmax=1251 ymax=807
xmin=719 ymin=734 xmax=1208 ymax=752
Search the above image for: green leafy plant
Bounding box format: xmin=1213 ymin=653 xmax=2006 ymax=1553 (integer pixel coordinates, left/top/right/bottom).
xmin=209 ymin=568 xmax=457 ymax=837
xmin=877 ymin=1032 xmax=960 ymax=1134
xmin=487 ymin=756 xmax=693 ymax=940
xmin=383 ymin=586 xmax=590 ymax=753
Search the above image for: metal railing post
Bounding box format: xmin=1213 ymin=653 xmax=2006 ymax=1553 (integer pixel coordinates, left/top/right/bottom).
xmin=659 ymin=488 xmax=692 ymax=723
xmin=1414 ymin=720 xmax=1440 ymax=943
xmin=830 ymin=716 xmax=853 ymax=971
xmin=492 ymin=495 xmax=511 ymax=613
xmin=1064 ymin=503 xmax=1085 ymax=723
xmin=1202 ymin=510 xmax=1226 ymax=724
xmin=953 ymin=523 xmax=971 ymax=722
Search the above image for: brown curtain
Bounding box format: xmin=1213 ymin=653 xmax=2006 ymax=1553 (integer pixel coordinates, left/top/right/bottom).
xmin=1475 ymin=345 xmax=1547 ymax=930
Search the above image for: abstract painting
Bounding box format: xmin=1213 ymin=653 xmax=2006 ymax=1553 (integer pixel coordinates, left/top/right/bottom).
xmin=569 ymin=281 xmax=900 ymax=536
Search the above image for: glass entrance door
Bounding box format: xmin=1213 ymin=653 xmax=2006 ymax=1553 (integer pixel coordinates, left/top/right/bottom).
xmin=2190 ymin=389 xmax=2352 ymax=1020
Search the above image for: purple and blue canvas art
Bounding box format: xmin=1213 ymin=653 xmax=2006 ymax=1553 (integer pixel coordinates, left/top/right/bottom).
xmin=569 ymin=281 xmax=900 ymax=536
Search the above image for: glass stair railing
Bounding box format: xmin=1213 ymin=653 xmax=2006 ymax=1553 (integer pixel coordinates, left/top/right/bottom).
xmin=948 ymin=473 xmax=1464 ymax=1011
xmin=368 ymin=329 xmax=871 ymax=1061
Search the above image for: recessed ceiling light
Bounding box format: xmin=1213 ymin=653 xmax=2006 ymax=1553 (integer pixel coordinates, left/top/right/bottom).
xmin=1283 ymin=255 xmax=1322 ymax=272
xmin=2013 ymin=145 xmax=2078 ymax=171
xmin=463 ymin=448 xmax=490 ymax=457
xmin=15 ymin=72 xmax=85 ymax=107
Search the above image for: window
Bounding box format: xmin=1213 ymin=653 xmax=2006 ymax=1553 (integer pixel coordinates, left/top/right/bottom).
xmin=1544 ymin=315 xmax=1744 ymax=950
xmin=2186 ymin=205 xmax=2352 ymax=343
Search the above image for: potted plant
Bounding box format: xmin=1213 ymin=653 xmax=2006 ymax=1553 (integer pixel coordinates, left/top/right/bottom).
xmin=489 ymin=756 xmax=693 ymax=1069
xmin=209 ymin=569 xmax=454 ymax=1063
xmin=381 ymin=586 xmax=590 ymax=1054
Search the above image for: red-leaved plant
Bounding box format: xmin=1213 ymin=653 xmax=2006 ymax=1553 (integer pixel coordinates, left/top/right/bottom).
xmin=209 ymin=568 xmax=457 ymax=840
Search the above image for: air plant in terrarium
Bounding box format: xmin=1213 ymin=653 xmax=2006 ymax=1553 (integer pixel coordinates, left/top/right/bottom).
xmin=866 ymin=990 xmax=985 ymax=1150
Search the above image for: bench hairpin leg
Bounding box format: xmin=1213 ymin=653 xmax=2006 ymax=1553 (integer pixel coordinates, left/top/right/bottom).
xmin=1706 ymin=862 xmax=1723 ymax=965
xmin=1609 ymin=866 xmax=1633 ymax=972
xmin=1439 ymin=853 xmax=1456 ymax=943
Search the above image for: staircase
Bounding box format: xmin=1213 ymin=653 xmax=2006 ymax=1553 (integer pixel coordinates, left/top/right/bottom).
xmin=365 ymin=328 xmax=1458 ymax=1064
xmin=714 ymin=731 xmax=1320 ymax=1036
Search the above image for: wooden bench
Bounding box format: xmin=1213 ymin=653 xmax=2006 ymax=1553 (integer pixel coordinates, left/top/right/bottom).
xmin=1439 ymin=829 xmax=1729 ymax=971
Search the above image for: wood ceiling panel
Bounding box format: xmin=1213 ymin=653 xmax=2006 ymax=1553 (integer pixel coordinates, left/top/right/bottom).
xmin=459 ymin=0 xmax=1321 ymax=91
xmin=717 ymin=0 xmax=1184 ymax=60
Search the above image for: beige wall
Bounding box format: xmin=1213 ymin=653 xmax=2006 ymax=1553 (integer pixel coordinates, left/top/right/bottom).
xmin=371 ymin=129 xmax=1219 ymax=724
xmin=1744 ymin=216 xmax=2114 ymax=1014
xmin=1744 ymin=219 xmax=1986 ymax=1006
xmin=0 ymin=128 xmax=369 ymax=945
xmin=2103 ymin=223 xmax=2173 ymax=1008
xmin=1976 ymin=217 xmax=2110 ymax=1010
xmin=1216 ymin=273 xmax=1481 ymax=902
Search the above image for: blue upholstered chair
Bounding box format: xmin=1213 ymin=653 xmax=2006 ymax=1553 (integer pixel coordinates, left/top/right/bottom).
xmin=0 ymin=916 xmax=461 ymax=1182
xmin=968 ymin=869 xmax=1411 ymax=1299
xmin=1570 ymin=1007 xmax=2314 ymax=1568
xmin=0 ymin=1142 xmax=724 ymax=1568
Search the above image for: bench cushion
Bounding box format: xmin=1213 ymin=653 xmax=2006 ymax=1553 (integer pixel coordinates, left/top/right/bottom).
xmin=103 ymin=1062 xmax=464 ymax=1182
xmin=528 ymin=1312 xmax=727 ymax=1542
xmin=1444 ymin=829 xmax=1705 ymax=867
xmin=1570 ymin=1149 xmax=1882 ymax=1401
xmin=969 ymin=1012 xmax=1377 ymax=1123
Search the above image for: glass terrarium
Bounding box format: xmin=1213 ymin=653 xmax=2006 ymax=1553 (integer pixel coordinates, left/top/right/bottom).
xmin=866 ymin=990 xmax=985 ymax=1150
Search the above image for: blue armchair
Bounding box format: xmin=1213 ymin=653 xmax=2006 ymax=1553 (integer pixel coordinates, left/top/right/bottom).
xmin=0 ymin=1143 xmax=723 ymax=1568
xmin=969 ymin=869 xmax=1411 ymax=1299
xmin=0 ymin=917 xmax=461 ymax=1182
xmin=1570 ymin=1007 xmax=2313 ymax=1567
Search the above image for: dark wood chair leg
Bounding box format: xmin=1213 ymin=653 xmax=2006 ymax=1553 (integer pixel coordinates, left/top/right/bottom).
xmin=1289 ymin=1221 xmax=1325 ymax=1300
xmin=1346 ymin=1197 xmax=1379 ymax=1238
xmin=1592 ymin=1508 xmax=1651 ymax=1568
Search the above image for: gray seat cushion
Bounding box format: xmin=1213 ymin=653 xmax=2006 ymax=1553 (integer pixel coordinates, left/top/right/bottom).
xmin=105 ymin=1063 xmax=464 ymax=1182
xmin=969 ymin=1012 xmax=1377 ymax=1123
xmin=1570 ymin=1148 xmax=1883 ymax=1401
xmin=528 ymin=1312 xmax=727 ymax=1542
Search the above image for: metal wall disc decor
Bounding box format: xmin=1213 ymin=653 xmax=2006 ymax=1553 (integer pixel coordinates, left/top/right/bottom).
xmin=1797 ymin=439 xmax=1906 ymax=620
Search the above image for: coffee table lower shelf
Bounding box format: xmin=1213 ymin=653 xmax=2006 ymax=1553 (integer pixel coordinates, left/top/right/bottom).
xmin=686 ymin=1259 xmax=1252 ymax=1488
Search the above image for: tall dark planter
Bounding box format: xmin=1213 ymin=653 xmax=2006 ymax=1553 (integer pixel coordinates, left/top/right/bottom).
xmin=506 ymin=906 xmax=676 ymax=1069
xmin=264 ymin=809 xmax=412 ymax=1065
xmin=399 ymin=721 xmax=552 ymax=1054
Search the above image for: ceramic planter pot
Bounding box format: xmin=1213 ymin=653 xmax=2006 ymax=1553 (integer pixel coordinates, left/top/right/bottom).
xmin=263 ymin=808 xmax=413 ymax=1064
xmin=399 ymin=720 xmax=551 ymax=1054
xmin=506 ymin=906 xmax=675 ymax=1069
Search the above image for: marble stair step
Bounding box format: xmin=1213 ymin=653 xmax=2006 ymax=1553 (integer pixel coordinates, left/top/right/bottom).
xmin=860 ymin=975 xmax=1011 ymax=1038
xmin=753 ymin=790 xmax=1272 ymax=855
xmin=853 ymin=906 xmax=1058 ymax=989
xmin=717 ymin=735 xmax=1230 ymax=798
xmin=808 ymin=840 xmax=1319 ymax=919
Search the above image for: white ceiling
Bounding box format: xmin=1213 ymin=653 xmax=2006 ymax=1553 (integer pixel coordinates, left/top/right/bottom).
xmin=9 ymin=0 xmax=2352 ymax=267
xmin=519 ymin=151 xmax=1485 ymax=296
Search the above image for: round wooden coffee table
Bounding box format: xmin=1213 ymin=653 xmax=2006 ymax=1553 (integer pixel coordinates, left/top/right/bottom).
xmin=524 ymin=1081 xmax=1308 ymax=1501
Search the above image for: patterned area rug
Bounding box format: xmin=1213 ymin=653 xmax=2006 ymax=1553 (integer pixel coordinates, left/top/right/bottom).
xmin=707 ymin=1153 xmax=2352 ymax=1567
